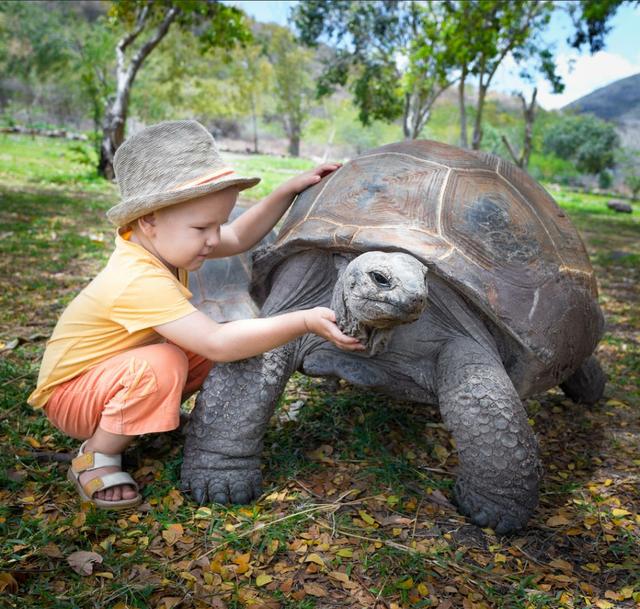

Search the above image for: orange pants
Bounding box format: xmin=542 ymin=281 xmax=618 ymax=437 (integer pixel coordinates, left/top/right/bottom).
xmin=43 ymin=343 xmax=213 ymax=440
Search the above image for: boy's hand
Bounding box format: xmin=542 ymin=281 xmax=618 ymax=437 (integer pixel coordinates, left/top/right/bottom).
xmin=303 ymin=307 xmax=366 ymax=351
xmin=282 ymin=163 xmax=342 ymax=197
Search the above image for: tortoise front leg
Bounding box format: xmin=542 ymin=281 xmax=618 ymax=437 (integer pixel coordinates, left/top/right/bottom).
xmin=181 ymin=343 xmax=296 ymax=504
xmin=436 ymin=338 xmax=542 ymax=534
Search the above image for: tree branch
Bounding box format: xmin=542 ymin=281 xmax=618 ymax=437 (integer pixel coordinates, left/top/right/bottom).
xmin=501 ymin=134 xmax=520 ymax=165
xmin=127 ymin=6 xmax=180 ymax=83
xmin=117 ymin=3 xmax=150 ymax=54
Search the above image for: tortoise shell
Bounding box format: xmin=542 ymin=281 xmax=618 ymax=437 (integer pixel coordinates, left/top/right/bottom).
xmin=190 ymin=208 xmax=274 ymax=322
xmin=252 ymin=140 xmax=603 ymax=376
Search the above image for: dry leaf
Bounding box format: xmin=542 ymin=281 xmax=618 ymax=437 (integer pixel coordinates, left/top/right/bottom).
xmin=162 ymin=524 xmax=184 ymax=546
xmin=546 ymin=514 xmax=571 ymax=527
xmin=329 ymin=571 xmax=350 ymax=584
xmin=303 ymin=582 xmax=327 ymax=597
xmin=67 ymin=550 xmax=103 ymax=576
xmin=304 ymin=553 xmax=325 ymax=568
xmin=256 ymin=574 xmax=273 ymax=587
xmin=0 ymin=572 xmax=18 ymax=593
xmin=158 ymin=597 xmax=183 ymax=609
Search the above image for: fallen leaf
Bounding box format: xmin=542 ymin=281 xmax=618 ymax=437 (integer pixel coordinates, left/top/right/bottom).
xmin=95 ymin=571 xmax=114 ymax=579
xmin=0 ymin=572 xmax=18 ymax=593
xmin=67 ymin=550 xmax=103 ymax=576
xmin=396 ymin=577 xmax=414 ymax=589
xmin=162 ymin=524 xmax=184 ymax=546
xmin=256 ymin=574 xmax=273 ymax=587
xmin=546 ymin=515 xmax=571 ymax=527
xmin=329 ymin=571 xmax=350 ymax=584
xmin=303 ymin=582 xmax=327 ymax=597
xmin=304 ymin=553 xmax=325 ymax=568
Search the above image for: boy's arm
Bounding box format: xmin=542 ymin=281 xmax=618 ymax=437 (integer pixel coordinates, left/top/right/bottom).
xmin=212 ymin=163 xmax=341 ymax=258
xmin=154 ymin=306 xmax=363 ymax=362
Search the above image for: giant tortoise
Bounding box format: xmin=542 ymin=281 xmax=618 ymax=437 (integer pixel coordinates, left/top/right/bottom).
xmin=182 ymin=140 xmax=606 ymax=533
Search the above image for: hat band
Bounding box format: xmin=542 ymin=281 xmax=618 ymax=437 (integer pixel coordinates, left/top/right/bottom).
xmin=170 ymin=167 xmax=235 ymax=192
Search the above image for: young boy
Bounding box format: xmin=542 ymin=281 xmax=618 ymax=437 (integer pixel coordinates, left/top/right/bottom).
xmin=27 ymin=120 xmax=363 ymax=509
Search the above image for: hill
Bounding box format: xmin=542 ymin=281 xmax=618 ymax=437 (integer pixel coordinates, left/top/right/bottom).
xmin=564 ymin=73 xmax=640 ymax=149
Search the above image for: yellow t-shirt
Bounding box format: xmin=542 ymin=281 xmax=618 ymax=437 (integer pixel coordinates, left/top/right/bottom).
xmin=28 ymin=232 xmax=197 ymax=408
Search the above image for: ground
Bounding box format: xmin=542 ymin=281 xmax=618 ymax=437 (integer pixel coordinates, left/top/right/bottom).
xmin=0 ymin=134 xmax=638 ymax=609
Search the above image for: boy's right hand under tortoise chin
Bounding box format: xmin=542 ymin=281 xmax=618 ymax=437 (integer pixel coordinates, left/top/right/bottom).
xmin=29 ymin=120 xmax=362 ymax=508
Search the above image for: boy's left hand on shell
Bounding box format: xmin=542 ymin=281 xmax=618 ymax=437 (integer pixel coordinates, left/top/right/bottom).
xmin=290 ymin=163 xmax=342 ymax=194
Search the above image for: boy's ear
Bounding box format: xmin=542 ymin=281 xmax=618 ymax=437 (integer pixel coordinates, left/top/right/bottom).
xmin=136 ymin=213 xmax=157 ymax=237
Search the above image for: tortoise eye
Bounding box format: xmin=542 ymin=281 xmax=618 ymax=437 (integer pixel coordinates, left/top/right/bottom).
xmin=369 ymin=271 xmax=391 ymax=288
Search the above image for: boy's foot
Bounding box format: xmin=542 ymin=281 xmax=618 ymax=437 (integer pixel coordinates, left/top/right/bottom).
xmin=78 ymin=466 xmax=138 ymax=502
xmin=68 ymin=441 xmax=141 ymax=509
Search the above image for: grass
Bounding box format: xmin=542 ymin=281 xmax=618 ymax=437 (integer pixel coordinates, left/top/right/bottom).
xmin=1 ymin=133 xmax=639 ymax=609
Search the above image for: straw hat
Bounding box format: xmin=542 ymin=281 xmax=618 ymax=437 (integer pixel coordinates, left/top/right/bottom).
xmin=107 ymin=120 xmax=260 ymax=227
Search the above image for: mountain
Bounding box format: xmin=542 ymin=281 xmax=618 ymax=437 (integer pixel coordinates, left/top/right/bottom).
xmin=564 ymin=73 xmax=640 ymax=149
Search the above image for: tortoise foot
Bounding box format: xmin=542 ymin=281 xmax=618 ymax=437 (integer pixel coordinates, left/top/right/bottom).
xmin=181 ymin=466 xmax=262 ymax=505
xmin=560 ymin=355 xmax=606 ymax=406
xmin=454 ymin=477 xmax=534 ymax=534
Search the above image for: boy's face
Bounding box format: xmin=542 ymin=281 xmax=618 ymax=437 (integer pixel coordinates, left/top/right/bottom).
xmin=140 ymin=187 xmax=238 ymax=271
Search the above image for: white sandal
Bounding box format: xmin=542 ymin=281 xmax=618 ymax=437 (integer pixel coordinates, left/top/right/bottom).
xmin=67 ymin=441 xmax=142 ymax=509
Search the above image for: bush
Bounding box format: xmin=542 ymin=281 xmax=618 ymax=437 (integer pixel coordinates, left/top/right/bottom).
xmin=542 ymin=113 xmax=619 ymax=176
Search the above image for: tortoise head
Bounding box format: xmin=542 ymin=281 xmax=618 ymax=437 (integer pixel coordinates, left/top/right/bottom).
xmin=331 ymin=251 xmax=428 ymax=355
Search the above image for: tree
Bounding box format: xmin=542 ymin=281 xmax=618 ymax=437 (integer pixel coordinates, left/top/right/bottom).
xmin=501 ymin=89 xmax=537 ymax=169
xmin=0 ymin=1 xmax=82 ymax=123
xmin=293 ymin=0 xmax=460 ymax=140
xmin=262 ymin=25 xmax=315 ymax=157
xmin=500 ymin=44 xmax=565 ymax=170
xmin=566 ymin=0 xmax=638 ymax=53
xmin=226 ymin=39 xmax=274 ymax=153
xmin=542 ymin=114 xmax=619 ymax=180
xmin=100 ymin=0 xmax=250 ymax=178
xmin=444 ymin=0 xmax=556 ymax=150
xmin=617 ymin=148 xmax=640 ymax=200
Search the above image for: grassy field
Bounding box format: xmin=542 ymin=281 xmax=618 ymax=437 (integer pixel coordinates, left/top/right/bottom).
xmin=0 ymin=133 xmax=638 ymax=609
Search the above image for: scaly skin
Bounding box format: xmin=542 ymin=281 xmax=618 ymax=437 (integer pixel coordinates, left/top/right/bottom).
xmin=560 ymin=355 xmax=606 ymax=405
xmin=436 ymin=338 xmax=542 ymax=534
xmin=180 ymin=343 xmax=296 ymax=504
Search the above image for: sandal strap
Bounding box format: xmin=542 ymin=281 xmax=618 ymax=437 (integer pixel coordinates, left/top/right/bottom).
xmin=71 ymin=442 xmax=122 ymax=474
xmin=82 ymin=471 xmax=139 ymax=498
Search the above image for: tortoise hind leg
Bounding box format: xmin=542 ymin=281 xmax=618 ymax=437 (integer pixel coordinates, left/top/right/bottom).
xmin=560 ymin=355 xmax=606 ymax=406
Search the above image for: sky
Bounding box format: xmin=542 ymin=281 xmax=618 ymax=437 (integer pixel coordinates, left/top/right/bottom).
xmin=226 ymin=0 xmax=640 ymax=111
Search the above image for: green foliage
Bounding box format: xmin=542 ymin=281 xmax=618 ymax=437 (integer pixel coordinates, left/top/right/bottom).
xmin=542 ymin=113 xmax=620 ymax=176
xmin=566 ymin=0 xmax=632 ymax=52
xmin=0 ymin=1 xmax=114 ymax=131
xmin=528 ymin=152 xmax=580 ymax=185
xmin=108 ymin=0 xmax=251 ymax=51
xmin=617 ymin=147 xmax=640 ymax=200
xmin=293 ymin=0 xmax=461 ymax=136
xmin=261 ymin=24 xmax=316 ymax=155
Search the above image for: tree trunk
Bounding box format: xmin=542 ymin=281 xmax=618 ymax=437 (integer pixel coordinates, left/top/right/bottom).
xmin=250 ymin=95 xmax=259 ymax=154
xmin=288 ymin=129 xmax=300 ymax=157
xmin=500 ymin=88 xmax=537 ymax=169
xmin=458 ymin=69 xmax=468 ymax=149
xmin=471 ymin=83 xmax=488 ymax=151
xmin=402 ymin=93 xmax=412 ymax=140
xmin=520 ymin=88 xmax=537 ymax=169
xmin=99 ymin=88 xmax=130 ymax=180
xmin=97 ymin=5 xmax=179 ymax=179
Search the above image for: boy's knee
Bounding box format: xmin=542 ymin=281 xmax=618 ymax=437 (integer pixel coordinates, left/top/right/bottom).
xmin=142 ymin=344 xmax=190 ymax=393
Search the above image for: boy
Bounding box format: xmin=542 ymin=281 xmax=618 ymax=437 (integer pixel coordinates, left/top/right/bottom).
xmin=28 ymin=120 xmax=363 ymax=509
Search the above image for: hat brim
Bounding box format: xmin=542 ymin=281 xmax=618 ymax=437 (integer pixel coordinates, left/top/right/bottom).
xmin=106 ymin=174 xmax=261 ymax=227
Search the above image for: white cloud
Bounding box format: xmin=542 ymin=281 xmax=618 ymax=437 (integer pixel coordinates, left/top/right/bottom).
xmin=536 ymin=51 xmax=640 ymax=110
